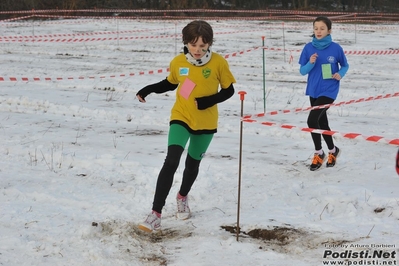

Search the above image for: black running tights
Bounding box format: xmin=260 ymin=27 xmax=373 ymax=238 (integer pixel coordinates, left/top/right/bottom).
xmin=152 ymin=145 xmax=201 ymax=214
xmin=307 ymin=96 xmax=335 ymax=151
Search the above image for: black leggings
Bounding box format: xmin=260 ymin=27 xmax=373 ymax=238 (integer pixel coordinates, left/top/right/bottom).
xmin=152 ymin=145 xmax=201 ymax=214
xmin=307 ymin=96 xmax=335 ymax=151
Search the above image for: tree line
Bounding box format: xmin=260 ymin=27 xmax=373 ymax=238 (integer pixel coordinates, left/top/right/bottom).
xmin=1 ymin=0 xmax=398 ymax=13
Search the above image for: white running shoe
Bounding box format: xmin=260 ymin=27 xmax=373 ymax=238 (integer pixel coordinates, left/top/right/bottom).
xmin=138 ymin=211 xmax=161 ymax=232
xmin=176 ymin=193 xmax=191 ymax=220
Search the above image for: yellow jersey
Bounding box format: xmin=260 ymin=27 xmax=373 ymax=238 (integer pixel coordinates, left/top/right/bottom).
xmin=167 ymin=52 xmax=236 ymax=132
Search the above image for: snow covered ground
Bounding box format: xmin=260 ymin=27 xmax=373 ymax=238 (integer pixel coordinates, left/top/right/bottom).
xmin=0 ymin=18 xmax=398 ymax=265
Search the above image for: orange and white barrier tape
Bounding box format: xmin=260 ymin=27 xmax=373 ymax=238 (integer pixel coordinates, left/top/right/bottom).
xmin=243 ymin=118 xmax=399 ymax=146
xmin=1 ymin=46 xmax=398 ymax=82
xmin=0 ymin=28 xmax=173 ymax=39
xmin=0 ymin=34 xmax=180 ymax=43
xmin=243 ymin=92 xmax=399 ymax=120
xmin=261 ymin=47 xmax=399 ymax=55
xmin=0 ymin=29 xmax=263 ymax=43
xmin=0 ymin=68 xmax=170 ymax=82
xmin=0 ymin=48 xmax=258 ymax=82
xmin=2 ymin=16 xmax=396 ymax=31
xmin=0 ymin=15 xmax=33 ymax=22
xmin=1 ymin=8 xmax=398 ymax=17
xmin=1 ymin=9 xmax=398 ymax=24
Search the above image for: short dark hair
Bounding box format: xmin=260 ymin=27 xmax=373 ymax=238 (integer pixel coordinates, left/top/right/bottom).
xmin=182 ymin=20 xmax=214 ymax=46
xmin=313 ymin=16 xmax=332 ymax=30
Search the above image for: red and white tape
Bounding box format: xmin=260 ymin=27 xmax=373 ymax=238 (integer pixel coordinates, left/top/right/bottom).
xmin=1 ymin=9 xmax=397 ymax=25
xmin=262 ymin=47 xmax=399 ymax=55
xmin=243 ymin=118 xmax=399 ymax=146
xmin=0 ymin=35 xmax=180 ymax=43
xmin=0 ymin=68 xmax=170 ymax=82
xmin=244 ymin=92 xmax=399 ymax=120
xmin=1 ymin=8 xmax=398 ymax=17
xmin=1 ymin=45 xmax=398 ymax=82
xmin=0 ymin=27 xmax=173 ymax=40
xmin=2 ymin=15 xmax=395 ymax=31
xmin=0 ymin=29 xmax=263 ymax=43
xmin=0 ymin=48 xmax=256 ymax=82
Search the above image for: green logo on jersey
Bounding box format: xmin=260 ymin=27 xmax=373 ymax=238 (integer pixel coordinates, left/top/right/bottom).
xmin=202 ymin=68 xmax=211 ymax=79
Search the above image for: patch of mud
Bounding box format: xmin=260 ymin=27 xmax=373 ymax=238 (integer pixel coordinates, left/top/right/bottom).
xmin=221 ymin=225 xmax=304 ymax=246
xmin=90 ymin=219 xmax=192 ymax=265
xmin=374 ymin=207 xmax=385 ymax=213
xmin=221 ymin=225 xmax=354 ymax=254
xmin=246 ymin=227 xmax=302 ymax=245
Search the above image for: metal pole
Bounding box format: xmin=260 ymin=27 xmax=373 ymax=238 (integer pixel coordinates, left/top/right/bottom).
xmin=31 ymin=9 xmax=35 ymax=37
xmin=262 ymin=36 xmax=266 ymax=114
xmin=282 ymin=22 xmax=286 ymax=63
xmin=236 ymin=91 xmax=247 ymax=241
xmin=114 ymin=13 xmax=120 ymax=48
xmin=117 ymin=18 xmax=119 ymax=47
xmin=175 ymin=22 xmax=177 ymax=55
xmin=355 ymin=14 xmax=357 ymax=44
